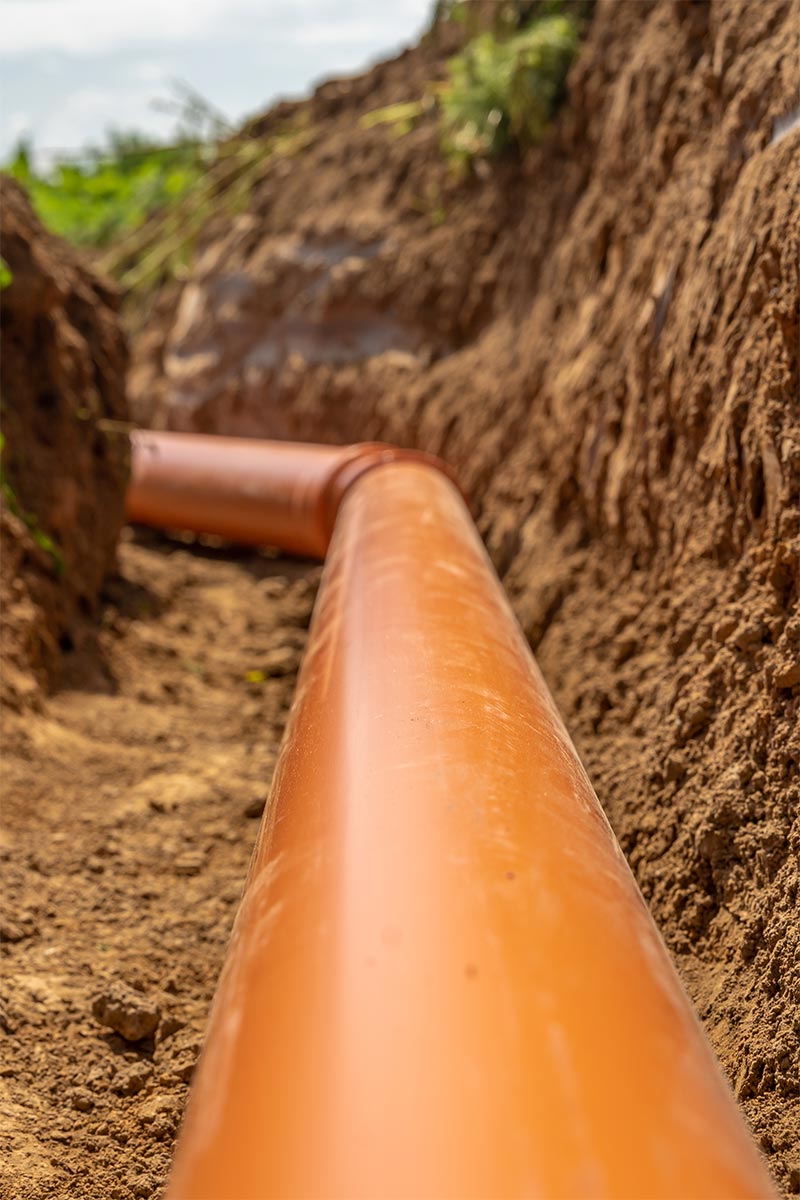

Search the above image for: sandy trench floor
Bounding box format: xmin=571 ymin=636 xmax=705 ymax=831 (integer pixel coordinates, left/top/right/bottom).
xmin=1 ymin=529 xmax=319 ymax=1200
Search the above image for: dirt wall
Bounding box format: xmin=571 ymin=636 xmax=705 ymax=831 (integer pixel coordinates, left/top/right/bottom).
xmin=0 ymin=179 xmax=129 ymax=706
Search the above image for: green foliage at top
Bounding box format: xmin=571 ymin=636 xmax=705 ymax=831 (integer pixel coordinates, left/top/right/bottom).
xmin=2 ymin=85 xmax=232 ymax=252
xmin=1 ymin=83 xmax=316 ymax=300
xmin=441 ymin=12 xmax=579 ymax=164
xmin=5 ymin=134 xmax=207 ymax=250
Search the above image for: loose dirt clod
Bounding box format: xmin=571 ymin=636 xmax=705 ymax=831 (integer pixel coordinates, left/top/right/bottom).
xmin=92 ymin=984 xmax=161 ymax=1044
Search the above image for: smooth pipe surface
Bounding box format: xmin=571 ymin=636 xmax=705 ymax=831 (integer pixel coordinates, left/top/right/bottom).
xmin=167 ymin=461 xmax=774 ymax=1200
xmin=126 ymin=430 xmax=455 ymax=559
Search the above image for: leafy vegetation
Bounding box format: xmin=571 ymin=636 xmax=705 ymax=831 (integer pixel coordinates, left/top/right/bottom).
xmin=359 ymin=100 xmax=428 ymax=136
xmin=440 ymin=12 xmax=579 ymax=164
xmin=0 ymin=433 xmax=64 ymax=574
xmin=362 ymin=8 xmax=582 ymax=176
xmin=0 ymin=15 xmax=580 ymax=282
xmin=2 ymin=85 xmax=231 ymax=251
xmin=5 ymin=135 xmax=209 ymax=251
xmin=99 ymin=123 xmax=316 ymax=296
xmin=2 ymin=93 xmax=316 ymax=300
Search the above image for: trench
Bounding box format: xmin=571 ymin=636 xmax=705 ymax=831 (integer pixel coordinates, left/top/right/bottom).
xmin=1 ymin=530 xmax=318 ymax=1200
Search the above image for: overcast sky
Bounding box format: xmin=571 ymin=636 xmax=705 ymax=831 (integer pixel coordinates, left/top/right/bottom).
xmin=0 ymin=0 xmax=432 ymax=163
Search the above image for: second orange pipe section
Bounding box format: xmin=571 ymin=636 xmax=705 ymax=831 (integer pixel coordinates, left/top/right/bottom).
xmin=127 ymin=430 xmax=454 ymax=558
xmin=127 ymin=432 xmax=774 ymax=1199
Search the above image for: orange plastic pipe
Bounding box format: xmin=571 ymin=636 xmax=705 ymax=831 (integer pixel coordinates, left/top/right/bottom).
xmin=126 ymin=430 xmax=453 ymax=558
xmin=137 ymin=446 xmax=776 ymax=1199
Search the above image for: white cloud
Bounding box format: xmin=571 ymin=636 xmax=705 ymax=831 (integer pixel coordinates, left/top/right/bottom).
xmin=1 ymin=0 xmax=225 ymax=54
xmin=281 ymin=19 xmax=404 ymax=47
xmin=1 ymin=0 xmax=430 ymax=56
xmin=4 ymin=109 xmax=32 ymax=145
xmin=36 ymin=84 xmax=176 ymax=156
xmin=126 ymin=59 xmax=179 ymax=84
xmin=0 ymin=0 xmax=432 ymax=158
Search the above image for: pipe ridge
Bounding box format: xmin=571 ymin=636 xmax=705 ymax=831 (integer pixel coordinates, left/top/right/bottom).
xmin=317 ymin=442 xmax=466 ymax=547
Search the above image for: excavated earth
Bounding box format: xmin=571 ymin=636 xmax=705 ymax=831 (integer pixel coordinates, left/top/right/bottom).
xmin=2 ymin=0 xmax=800 ymax=1197
xmin=2 ymin=529 xmax=318 ymax=1200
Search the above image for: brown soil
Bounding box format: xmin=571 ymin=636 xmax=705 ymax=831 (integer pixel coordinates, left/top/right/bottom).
xmin=0 ymin=179 xmax=129 ymax=708
xmin=2 ymin=0 xmax=799 ymax=1196
xmin=1 ymin=529 xmax=319 ymax=1199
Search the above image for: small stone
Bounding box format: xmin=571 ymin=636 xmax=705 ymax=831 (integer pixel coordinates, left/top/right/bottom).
xmin=92 ymin=982 xmax=160 ymax=1042
xmin=173 ymin=852 xmax=204 ymax=876
xmin=664 ymin=752 xmax=686 ymax=782
xmin=70 ymin=1088 xmax=94 ymax=1112
xmin=712 ymin=615 xmax=738 ymax=643
xmin=157 ymin=1027 xmax=202 ymax=1083
xmin=138 ymin=1094 xmax=177 ymax=1125
xmin=243 ymin=794 xmax=267 ymax=819
xmin=0 ymin=920 xmax=30 ymax=943
xmin=155 ymin=1013 xmax=186 ymax=1043
xmin=773 ymin=657 xmax=800 ymax=689
xmin=114 ymin=1062 xmax=153 ymax=1096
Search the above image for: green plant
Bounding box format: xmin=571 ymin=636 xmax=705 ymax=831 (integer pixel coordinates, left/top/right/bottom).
xmin=0 ymin=433 xmax=64 ymax=574
xmin=440 ymin=13 xmax=579 ymax=165
xmin=2 ymin=109 xmax=314 ymax=301
xmin=4 ymin=135 xmax=208 ymax=250
xmin=359 ymin=100 xmax=427 ymax=136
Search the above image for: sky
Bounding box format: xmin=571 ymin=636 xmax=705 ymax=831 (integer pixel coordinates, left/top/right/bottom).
xmin=0 ymin=0 xmax=432 ymax=163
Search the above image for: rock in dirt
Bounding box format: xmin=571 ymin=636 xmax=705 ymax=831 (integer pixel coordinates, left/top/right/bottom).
xmin=69 ymin=1089 xmax=95 ymax=1113
xmin=155 ymin=1027 xmax=203 ymax=1084
xmin=113 ymin=1062 xmax=154 ymax=1097
xmin=92 ymin=984 xmax=160 ymax=1043
xmin=243 ymin=793 xmax=267 ymax=819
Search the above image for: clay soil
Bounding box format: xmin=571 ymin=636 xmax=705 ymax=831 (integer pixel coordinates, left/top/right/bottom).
xmin=2 ymin=0 xmax=799 ymax=1197
xmin=1 ymin=530 xmax=319 ymax=1199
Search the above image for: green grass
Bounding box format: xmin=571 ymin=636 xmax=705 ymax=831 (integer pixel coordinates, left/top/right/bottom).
xmin=0 ymin=433 xmax=64 ymax=575
xmin=2 ymin=113 xmax=316 ymax=300
xmin=5 ymin=135 xmax=208 ymax=250
xmin=440 ymin=12 xmax=580 ymax=165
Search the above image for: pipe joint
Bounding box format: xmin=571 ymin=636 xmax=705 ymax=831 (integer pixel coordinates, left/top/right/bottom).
xmin=316 ymin=442 xmax=465 ymax=548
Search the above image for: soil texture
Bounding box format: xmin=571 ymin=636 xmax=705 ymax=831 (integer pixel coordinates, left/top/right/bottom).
xmin=0 ymin=179 xmax=129 ymax=708
xmin=1 ymin=531 xmax=318 ymax=1199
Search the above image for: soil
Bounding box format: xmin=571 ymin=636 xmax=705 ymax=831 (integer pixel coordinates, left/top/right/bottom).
xmin=0 ymin=179 xmax=129 ymax=708
xmin=2 ymin=0 xmax=799 ymax=1196
xmin=1 ymin=529 xmax=319 ymax=1199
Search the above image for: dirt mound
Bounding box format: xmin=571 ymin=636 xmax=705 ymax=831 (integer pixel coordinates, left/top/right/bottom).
xmin=0 ymin=179 xmax=129 ymax=706
xmin=130 ymin=0 xmax=800 ymax=1189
